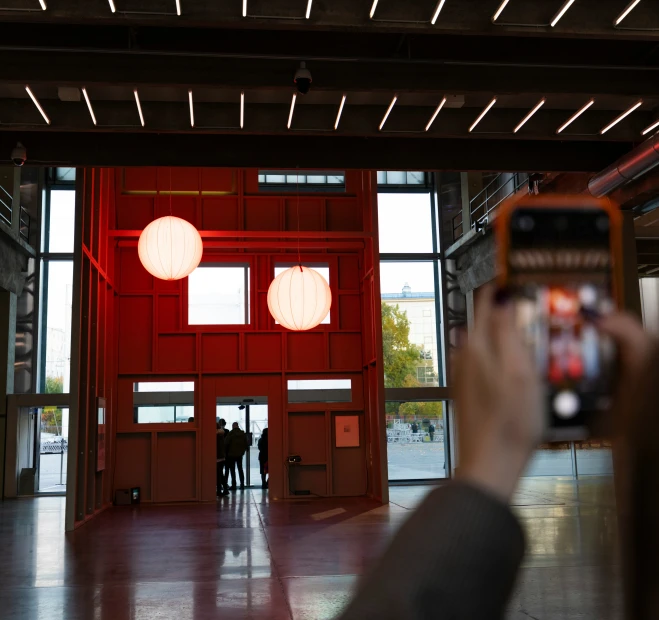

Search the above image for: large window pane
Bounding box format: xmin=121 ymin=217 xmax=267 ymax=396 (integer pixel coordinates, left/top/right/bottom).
xmin=386 ymin=401 xmax=446 ymax=480
xmin=47 ymin=190 xmax=75 ymax=253
xmin=43 ymin=261 xmax=73 ymax=393
xmin=188 ymin=265 xmax=250 ymax=325
xmin=133 ymin=381 xmax=195 ymax=424
xmin=380 ymin=261 xmax=440 ymax=387
xmin=378 ymin=193 xmax=433 ymax=254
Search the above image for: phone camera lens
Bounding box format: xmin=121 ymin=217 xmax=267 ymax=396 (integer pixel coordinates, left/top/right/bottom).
xmin=516 ymin=215 xmax=535 ymax=232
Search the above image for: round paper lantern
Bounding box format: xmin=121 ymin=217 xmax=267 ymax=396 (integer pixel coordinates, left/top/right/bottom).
xmin=267 ymin=265 xmax=332 ymax=331
xmin=138 ymin=216 xmax=203 ymax=281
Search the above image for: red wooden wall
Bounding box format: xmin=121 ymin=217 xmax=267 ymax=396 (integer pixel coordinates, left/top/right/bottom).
xmin=77 ymin=167 xmax=386 ymax=505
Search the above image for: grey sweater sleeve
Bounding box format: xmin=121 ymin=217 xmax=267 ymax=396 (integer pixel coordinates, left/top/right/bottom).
xmin=338 ymin=482 xmax=525 ymax=620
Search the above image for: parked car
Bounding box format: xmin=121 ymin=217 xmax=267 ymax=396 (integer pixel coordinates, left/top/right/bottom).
xmin=41 ymin=436 xmax=68 ymax=454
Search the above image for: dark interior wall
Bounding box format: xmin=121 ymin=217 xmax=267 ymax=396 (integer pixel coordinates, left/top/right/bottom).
xmin=102 ymin=167 xmax=385 ymax=503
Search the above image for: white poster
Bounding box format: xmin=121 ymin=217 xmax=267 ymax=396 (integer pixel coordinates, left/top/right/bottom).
xmin=335 ymin=415 xmax=359 ymax=448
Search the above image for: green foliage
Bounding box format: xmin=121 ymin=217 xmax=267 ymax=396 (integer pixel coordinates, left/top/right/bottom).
xmin=43 ymin=376 xmax=64 ymax=435
xmin=45 ymin=375 xmax=64 ymax=394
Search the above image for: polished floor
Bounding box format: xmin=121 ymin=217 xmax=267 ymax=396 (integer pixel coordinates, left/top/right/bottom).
xmin=0 ymin=478 xmax=621 ymax=619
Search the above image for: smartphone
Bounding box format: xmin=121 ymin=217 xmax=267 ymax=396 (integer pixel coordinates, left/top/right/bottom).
xmin=497 ymin=195 xmax=622 ymax=441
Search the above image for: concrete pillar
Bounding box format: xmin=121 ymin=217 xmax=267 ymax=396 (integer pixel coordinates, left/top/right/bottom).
xmin=0 ymin=289 xmax=17 ymax=499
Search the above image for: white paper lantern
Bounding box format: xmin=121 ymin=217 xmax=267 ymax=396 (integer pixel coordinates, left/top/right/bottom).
xmin=267 ymin=265 xmax=332 ymax=330
xmin=138 ymin=216 xmax=203 ymax=281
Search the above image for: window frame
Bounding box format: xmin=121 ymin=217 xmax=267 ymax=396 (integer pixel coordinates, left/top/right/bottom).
xmin=258 ymin=170 xmax=347 ymax=193
xmin=129 ymin=378 xmax=198 ymax=428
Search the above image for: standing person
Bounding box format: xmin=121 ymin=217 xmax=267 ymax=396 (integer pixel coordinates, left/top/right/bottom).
xmin=411 ymin=421 xmax=418 ymax=434
xmin=216 ymin=419 xmax=229 ymax=496
xmin=258 ymin=428 xmax=269 ymax=489
xmin=428 ymin=423 xmax=435 ymax=442
xmin=225 ymin=422 xmax=248 ymax=490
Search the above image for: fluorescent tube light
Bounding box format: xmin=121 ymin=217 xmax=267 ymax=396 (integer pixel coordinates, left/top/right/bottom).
xmin=469 ymin=97 xmax=497 ymax=132
xmin=430 ymin=0 xmax=446 ymax=24
xmin=334 ymin=94 xmax=346 ymax=130
xmin=240 ymin=91 xmax=245 ymax=129
xmin=556 ymin=99 xmax=595 ymax=133
xmin=551 ymin=0 xmax=576 ymax=27
xmin=82 ymin=88 xmax=97 ymax=126
xmin=379 ymin=96 xmax=397 ymax=131
xmin=134 ymin=90 xmax=145 ymax=127
xmin=25 ymin=85 xmax=50 ymax=125
xmin=369 ymin=0 xmax=378 ymax=19
xmin=600 ymin=100 xmax=643 ymax=134
xmin=492 ymin=0 xmax=510 ymax=21
xmin=425 ymin=97 xmax=447 ymax=131
xmin=188 ymin=90 xmax=194 ymax=128
xmin=615 ymin=0 xmax=641 ymax=25
xmin=514 ymin=98 xmax=546 ymax=133
xmin=288 ymin=93 xmax=297 ymax=129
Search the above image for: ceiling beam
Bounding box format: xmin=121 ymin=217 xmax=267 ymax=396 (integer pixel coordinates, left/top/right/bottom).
xmin=0 ymin=131 xmax=632 ymax=170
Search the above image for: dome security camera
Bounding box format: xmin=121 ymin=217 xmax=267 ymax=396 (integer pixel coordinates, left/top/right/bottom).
xmin=294 ymin=62 xmax=312 ymax=95
xmin=11 ymin=142 xmax=26 ymax=167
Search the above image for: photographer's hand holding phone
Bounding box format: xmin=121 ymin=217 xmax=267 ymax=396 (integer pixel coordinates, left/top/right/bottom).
xmin=455 ymin=286 xmax=545 ymax=504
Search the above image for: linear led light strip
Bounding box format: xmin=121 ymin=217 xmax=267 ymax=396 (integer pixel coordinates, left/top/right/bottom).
xmin=175 ymin=0 xmax=181 ymax=15
xmin=242 ymin=0 xmax=247 ymax=16
xmin=82 ymin=88 xmax=97 ymax=126
xmin=430 ymin=0 xmax=446 ymax=24
xmin=134 ymin=89 xmax=145 ymax=127
xmin=188 ymin=90 xmax=195 ymax=128
xmin=288 ymin=93 xmax=297 ymax=129
xmin=25 ymin=85 xmax=50 ymax=125
xmin=600 ymin=100 xmax=643 ymax=134
xmin=492 ymin=0 xmax=509 ymax=21
xmin=514 ymin=98 xmax=546 ymax=133
xmin=615 ymin=0 xmax=641 ymax=25
xmin=369 ymin=0 xmax=378 ymax=19
xmin=469 ymin=97 xmax=497 ymax=132
xmin=642 ymin=119 xmax=659 ymax=136
xmin=379 ymin=95 xmax=397 ymax=131
xmin=39 ymin=0 xmax=46 ymax=9
xmin=551 ymin=0 xmax=576 ymax=27
xmin=306 ymin=0 xmax=313 ymax=18
xmin=108 ymin=0 xmax=115 ymax=12
xmin=334 ymin=94 xmax=347 ymax=130
xmin=240 ymin=91 xmax=245 ymax=129
xmin=556 ymin=98 xmax=594 ymax=134
xmin=425 ymin=97 xmax=447 ymax=131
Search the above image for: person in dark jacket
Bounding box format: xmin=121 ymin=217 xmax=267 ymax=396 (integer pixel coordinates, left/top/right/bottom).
xmin=428 ymin=423 xmax=435 ymax=442
xmin=411 ymin=422 xmax=418 ymax=433
xmin=258 ymin=428 xmax=269 ymax=489
xmin=216 ymin=419 xmax=229 ymax=496
xmin=225 ymin=422 xmax=248 ymax=490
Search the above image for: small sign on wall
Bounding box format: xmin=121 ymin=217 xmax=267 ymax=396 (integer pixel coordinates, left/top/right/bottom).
xmin=97 ymin=397 xmax=106 ymax=472
xmin=335 ymin=415 xmax=359 ymax=448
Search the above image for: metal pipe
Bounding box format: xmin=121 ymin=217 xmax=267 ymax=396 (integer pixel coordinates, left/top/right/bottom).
xmin=588 ymin=132 xmax=659 ymax=197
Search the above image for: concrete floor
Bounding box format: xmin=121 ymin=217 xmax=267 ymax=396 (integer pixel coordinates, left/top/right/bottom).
xmin=0 ymin=478 xmax=620 ymax=619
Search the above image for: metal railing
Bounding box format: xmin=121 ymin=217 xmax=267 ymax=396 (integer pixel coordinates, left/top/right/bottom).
xmin=0 ymin=182 xmax=31 ymax=242
xmin=451 ymin=172 xmax=529 ymax=243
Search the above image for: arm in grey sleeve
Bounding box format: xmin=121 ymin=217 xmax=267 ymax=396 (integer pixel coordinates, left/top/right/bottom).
xmin=338 ymin=482 xmax=525 ymax=620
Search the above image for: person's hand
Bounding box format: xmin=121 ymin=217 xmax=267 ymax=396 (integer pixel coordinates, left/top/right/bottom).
xmin=455 ymin=286 xmax=544 ymax=503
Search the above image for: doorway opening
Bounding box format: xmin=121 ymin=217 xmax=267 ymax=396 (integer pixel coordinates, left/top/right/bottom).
xmin=216 ymin=396 xmax=268 ymax=488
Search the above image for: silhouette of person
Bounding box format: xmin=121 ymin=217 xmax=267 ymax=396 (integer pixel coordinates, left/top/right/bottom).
xmin=225 ymin=422 xmax=248 ymax=490
xmin=258 ymin=428 xmax=269 ymax=489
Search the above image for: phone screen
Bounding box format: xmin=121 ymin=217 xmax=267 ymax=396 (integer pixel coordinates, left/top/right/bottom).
xmin=508 ymin=207 xmax=616 ymax=437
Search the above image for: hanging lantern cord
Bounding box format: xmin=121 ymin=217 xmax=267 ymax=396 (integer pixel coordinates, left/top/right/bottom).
xmin=296 ymin=167 xmax=302 ymax=270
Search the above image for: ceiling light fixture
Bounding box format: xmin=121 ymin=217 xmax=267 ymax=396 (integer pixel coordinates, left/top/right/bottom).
xmin=556 ymin=98 xmax=595 ymax=133
xmin=306 ymin=0 xmax=313 ymax=18
xmin=600 ymin=100 xmax=643 ymax=134
xmin=175 ymin=0 xmax=181 ymax=15
xmin=188 ymin=90 xmax=195 ymax=128
xmin=615 ymin=0 xmax=641 ymax=25
xmin=514 ymin=98 xmax=546 ymax=133
xmin=379 ymin=95 xmax=397 ymax=131
xmin=469 ymin=97 xmax=497 ymax=132
xmin=39 ymin=0 xmax=46 ymax=9
xmin=82 ymin=88 xmax=97 ymax=126
xmin=134 ymin=89 xmax=145 ymax=127
xmin=25 ymin=86 xmax=50 ymax=125
xmin=242 ymin=0 xmax=247 ymax=16
xmin=550 ymin=0 xmax=576 ymax=27
xmin=492 ymin=0 xmax=510 ymax=21
xmin=108 ymin=0 xmax=116 ymax=12
xmin=369 ymin=0 xmax=378 ymax=19
xmin=430 ymin=0 xmax=446 ymax=24
xmin=288 ymin=93 xmax=297 ymax=129
xmin=425 ymin=97 xmax=447 ymax=131
xmin=334 ymin=94 xmax=347 ymax=130
xmin=642 ymin=119 xmax=659 ymax=136
xmin=240 ymin=91 xmax=245 ymax=129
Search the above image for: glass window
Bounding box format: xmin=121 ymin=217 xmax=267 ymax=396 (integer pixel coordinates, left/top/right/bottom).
xmin=380 ymin=262 xmax=440 ymax=387
xmin=38 ymin=406 xmax=69 ymax=493
xmin=133 ymin=381 xmax=195 ymax=424
xmin=188 ymin=265 xmax=250 ymax=325
xmin=274 ymin=264 xmax=330 ymax=324
xmin=46 ymin=190 xmax=75 ymax=253
xmin=55 ymin=168 xmax=76 ymax=183
xmin=43 ymin=261 xmax=74 ymax=393
xmin=378 ymin=193 xmax=433 ymax=254
xmin=258 ymin=170 xmax=346 ymax=191
xmin=288 ymin=379 xmax=352 ymax=403
xmin=386 ymin=401 xmax=446 ymax=480
xmin=377 ymin=171 xmax=428 ymax=188
xmin=574 ymin=439 xmax=614 ymax=476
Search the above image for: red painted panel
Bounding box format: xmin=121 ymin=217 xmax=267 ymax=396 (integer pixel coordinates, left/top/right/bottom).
xmin=257 ymin=293 xmax=270 ymax=330
xmin=155 ymin=278 xmax=180 ymax=293
xmin=116 ymin=196 xmax=154 ymax=230
xmin=327 ymin=199 xmax=362 ymax=231
xmin=158 ymin=296 xmax=180 ymax=332
xmin=287 ymin=332 xmax=325 ymax=371
xmin=157 ymin=167 xmax=200 ymax=192
xmin=119 ymin=249 xmax=153 ymax=292
xmin=201 ymin=168 xmax=234 ymax=192
xmin=245 ymin=333 xmax=281 ymax=370
xmin=339 ymin=295 xmax=361 ymax=331
xmin=289 ymin=465 xmax=327 ymax=496
xmin=288 ymin=412 xmax=326 ymax=463
xmin=158 ymin=334 xmax=196 ymax=372
xmin=118 ymin=297 xmax=152 ymax=372
xmin=155 ymin=195 xmax=197 ymax=225
xmin=123 ymin=167 xmax=157 ymax=192
xmin=332 ymin=412 xmax=367 ymax=496
xmin=156 ymin=432 xmax=196 ymax=501
xmin=338 ymin=256 xmax=360 ymax=290
xmin=201 ymin=334 xmax=239 ymax=372
xmin=285 ymin=198 xmax=324 ymax=231
xmin=202 ymin=197 xmax=240 ymax=231
xmin=329 ymin=333 xmax=362 ymax=370
xmin=114 ymin=433 xmax=152 ymax=500
xmin=245 ymin=198 xmax=280 ymax=231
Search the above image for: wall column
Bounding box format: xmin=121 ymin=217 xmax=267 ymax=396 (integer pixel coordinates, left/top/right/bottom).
xmin=0 ymin=289 xmax=17 ymax=498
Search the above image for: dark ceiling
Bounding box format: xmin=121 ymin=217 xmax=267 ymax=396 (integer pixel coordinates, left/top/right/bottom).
xmin=0 ymin=0 xmax=658 ymax=169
